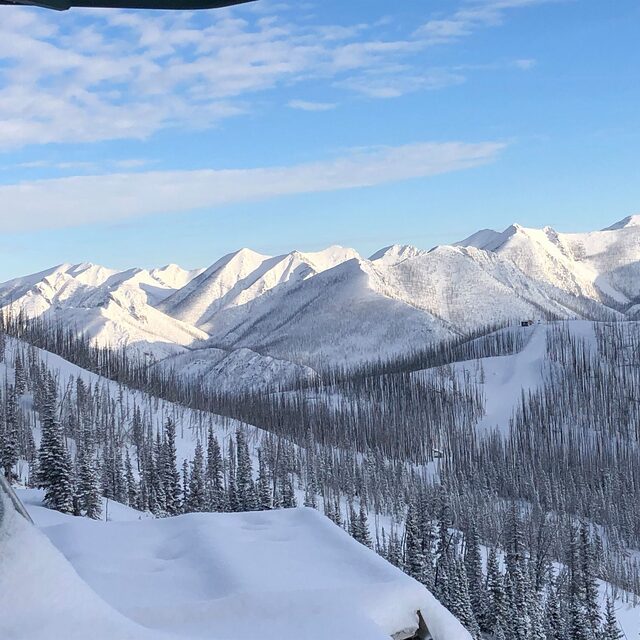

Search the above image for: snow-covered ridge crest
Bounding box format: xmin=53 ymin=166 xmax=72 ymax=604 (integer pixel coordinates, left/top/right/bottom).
xmin=456 ymin=216 xmax=640 ymax=305
xmin=0 ymin=215 xmax=637 ymax=377
xmin=603 ymin=214 xmax=640 ymax=230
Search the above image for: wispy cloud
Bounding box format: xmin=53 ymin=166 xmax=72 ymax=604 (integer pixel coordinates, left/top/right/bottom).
xmin=288 ymin=100 xmax=337 ymax=111
xmin=338 ymin=69 xmax=466 ymax=99
xmin=0 ymin=1 xmax=547 ymax=150
xmin=0 ymin=140 xmax=505 ymax=231
xmin=415 ymin=0 xmax=557 ymax=44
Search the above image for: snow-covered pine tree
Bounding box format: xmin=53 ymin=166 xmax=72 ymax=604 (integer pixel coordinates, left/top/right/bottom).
xmin=181 ymin=459 xmax=189 ymax=511
xmin=303 ymin=429 xmax=318 ymax=508
xmin=185 ymin=441 xmax=206 ymax=513
xmin=485 ymin=547 xmax=505 ymax=635
xmin=124 ymin=450 xmax=138 ymax=508
xmin=235 ymin=429 xmax=256 ymax=511
xmin=434 ymin=489 xmax=453 ymax=607
xmin=163 ymin=418 xmax=181 ymax=515
xmin=152 ymin=432 xmax=167 ymax=516
xmin=280 ymin=472 xmax=297 ymax=508
xmin=449 ymin=558 xmax=481 ymax=640
xmin=77 ymin=443 xmax=102 ymax=520
xmin=602 ymin=597 xmax=623 ymax=640
xmin=358 ymin=502 xmax=372 ymax=548
xmin=226 ymin=437 xmax=239 ymax=512
xmin=464 ymin=519 xmax=488 ymax=631
xmin=580 ymin=523 xmax=601 ymax=638
xmin=205 ymin=427 xmax=224 ymax=511
xmin=543 ymin=571 xmax=565 ymax=640
xmin=568 ymin=526 xmax=590 ymax=640
xmin=257 ymin=449 xmax=272 ymax=510
xmin=37 ymin=375 xmax=74 ymax=513
xmin=404 ymin=502 xmax=426 ymax=583
xmin=14 ymin=353 xmax=26 ymax=396
xmin=505 ymin=504 xmax=530 ymax=640
xmin=1 ymin=383 xmax=19 ymax=479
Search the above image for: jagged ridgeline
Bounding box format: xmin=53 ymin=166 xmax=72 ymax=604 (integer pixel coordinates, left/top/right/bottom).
xmin=1 ymin=312 xmax=639 ymax=635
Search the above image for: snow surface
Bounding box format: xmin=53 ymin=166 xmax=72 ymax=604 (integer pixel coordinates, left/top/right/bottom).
xmin=1 ymin=491 xmax=471 ymax=640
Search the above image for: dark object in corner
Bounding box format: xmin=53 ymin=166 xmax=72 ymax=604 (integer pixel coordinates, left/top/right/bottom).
xmin=0 ymin=0 xmax=253 ymax=11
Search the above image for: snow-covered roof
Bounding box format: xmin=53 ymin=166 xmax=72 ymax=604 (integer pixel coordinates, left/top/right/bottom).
xmin=0 ymin=494 xmax=470 ymax=640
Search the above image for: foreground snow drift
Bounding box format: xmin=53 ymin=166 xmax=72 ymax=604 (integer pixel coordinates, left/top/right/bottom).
xmin=0 ymin=494 xmax=156 ymax=640
xmin=1 ymin=495 xmax=470 ymax=640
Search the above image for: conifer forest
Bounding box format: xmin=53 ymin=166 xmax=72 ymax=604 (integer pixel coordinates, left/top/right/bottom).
xmin=0 ymin=312 xmax=637 ymax=640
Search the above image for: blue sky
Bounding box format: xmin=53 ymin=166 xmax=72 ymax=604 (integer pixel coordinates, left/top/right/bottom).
xmin=0 ymin=0 xmax=638 ymax=279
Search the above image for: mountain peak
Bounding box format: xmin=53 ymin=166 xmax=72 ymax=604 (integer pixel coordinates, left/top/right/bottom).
xmin=369 ymin=244 xmax=425 ymax=265
xmin=603 ymin=215 xmax=640 ymax=231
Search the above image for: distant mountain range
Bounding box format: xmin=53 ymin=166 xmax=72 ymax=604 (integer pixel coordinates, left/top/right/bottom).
xmin=2 ymin=215 xmax=639 ymax=387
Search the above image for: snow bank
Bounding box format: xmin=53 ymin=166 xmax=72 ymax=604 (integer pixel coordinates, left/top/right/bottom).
xmin=2 ymin=494 xmax=470 ymax=640
xmin=0 ymin=493 xmax=158 ymax=640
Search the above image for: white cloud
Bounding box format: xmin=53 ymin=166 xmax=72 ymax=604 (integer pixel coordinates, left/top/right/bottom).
xmin=339 ymin=69 xmax=465 ymax=99
xmin=0 ymin=1 xmax=551 ymax=150
xmin=513 ymin=58 xmax=537 ymax=70
xmin=0 ymin=140 xmax=505 ymax=231
xmin=288 ymin=100 xmax=337 ymax=111
xmin=415 ymin=0 xmax=558 ymax=44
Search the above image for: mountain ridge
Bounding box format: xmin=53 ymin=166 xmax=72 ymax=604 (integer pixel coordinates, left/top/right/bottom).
xmin=1 ymin=216 xmax=637 ymax=382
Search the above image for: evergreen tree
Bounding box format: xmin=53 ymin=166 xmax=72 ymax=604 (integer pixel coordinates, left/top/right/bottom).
xmin=152 ymin=432 xmax=167 ymax=516
xmin=464 ymin=520 xmax=488 ymax=631
xmin=449 ymin=558 xmax=481 ymax=640
xmin=358 ymin=503 xmax=372 ymax=548
xmin=505 ymin=505 xmax=530 ymax=640
xmin=280 ymin=472 xmax=296 ymax=508
xmin=602 ymin=597 xmax=623 ymax=640
xmin=257 ymin=449 xmax=272 ymax=510
xmin=303 ymin=429 xmax=318 ymax=508
xmin=181 ymin=459 xmax=189 ymax=511
xmin=404 ymin=503 xmax=426 ymax=583
xmin=163 ymin=419 xmax=181 ymax=515
xmin=485 ymin=547 xmax=505 ymax=635
xmin=77 ymin=444 xmax=102 ymax=520
xmin=124 ymin=450 xmax=138 ymax=508
xmin=37 ymin=376 xmax=73 ymax=513
xmin=205 ymin=428 xmax=224 ymax=511
xmin=186 ymin=441 xmax=206 ymax=513
xmin=580 ymin=523 xmax=601 ymax=638
xmin=568 ymin=527 xmax=589 ymax=640
xmin=14 ymin=353 xmax=26 ymax=396
xmin=1 ymin=384 xmax=19 ymax=479
xmin=226 ymin=438 xmax=239 ymax=512
xmin=235 ymin=429 xmax=256 ymax=511
xmin=434 ymin=489 xmax=453 ymax=607
xmin=544 ymin=572 xmax=565 ymax=640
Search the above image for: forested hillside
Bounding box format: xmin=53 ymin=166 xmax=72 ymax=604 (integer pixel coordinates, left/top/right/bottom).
xmin=1 ymin=314 xmax=638 ymax=638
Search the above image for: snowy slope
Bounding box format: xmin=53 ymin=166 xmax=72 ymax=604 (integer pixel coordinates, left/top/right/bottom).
xmin=0 ymin=493 xmax=157 ymax=640
xmin=159 ymin=246 xmax=360 ymax=329
xmin=372 ymin=245 xmax=612 ymax=329
xmin=0 ymin=263 xmax=207 ymax=360
xmin=1 ymin=491 xmax=471 ymax=640
xmin=201 ymin=246 xmax=617 ymax=365
xmin=155 ymin=345 xmax=316 ymax=391
xmin=457 ymin=216 xmax=640 ymax=307
xmin=203 ymin=257 xmax=456 ymax=365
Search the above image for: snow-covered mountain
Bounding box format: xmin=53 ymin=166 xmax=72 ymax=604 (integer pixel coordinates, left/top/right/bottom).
xmin=456 ymin=215 xmax=640 ymax=307
xmin=0 ymin=262 xmax=208 ymax=360
xmin=158 ymin=246 xmax=360 ymax=329
xmin=1 ymin=216 xmax=637 ymax=378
